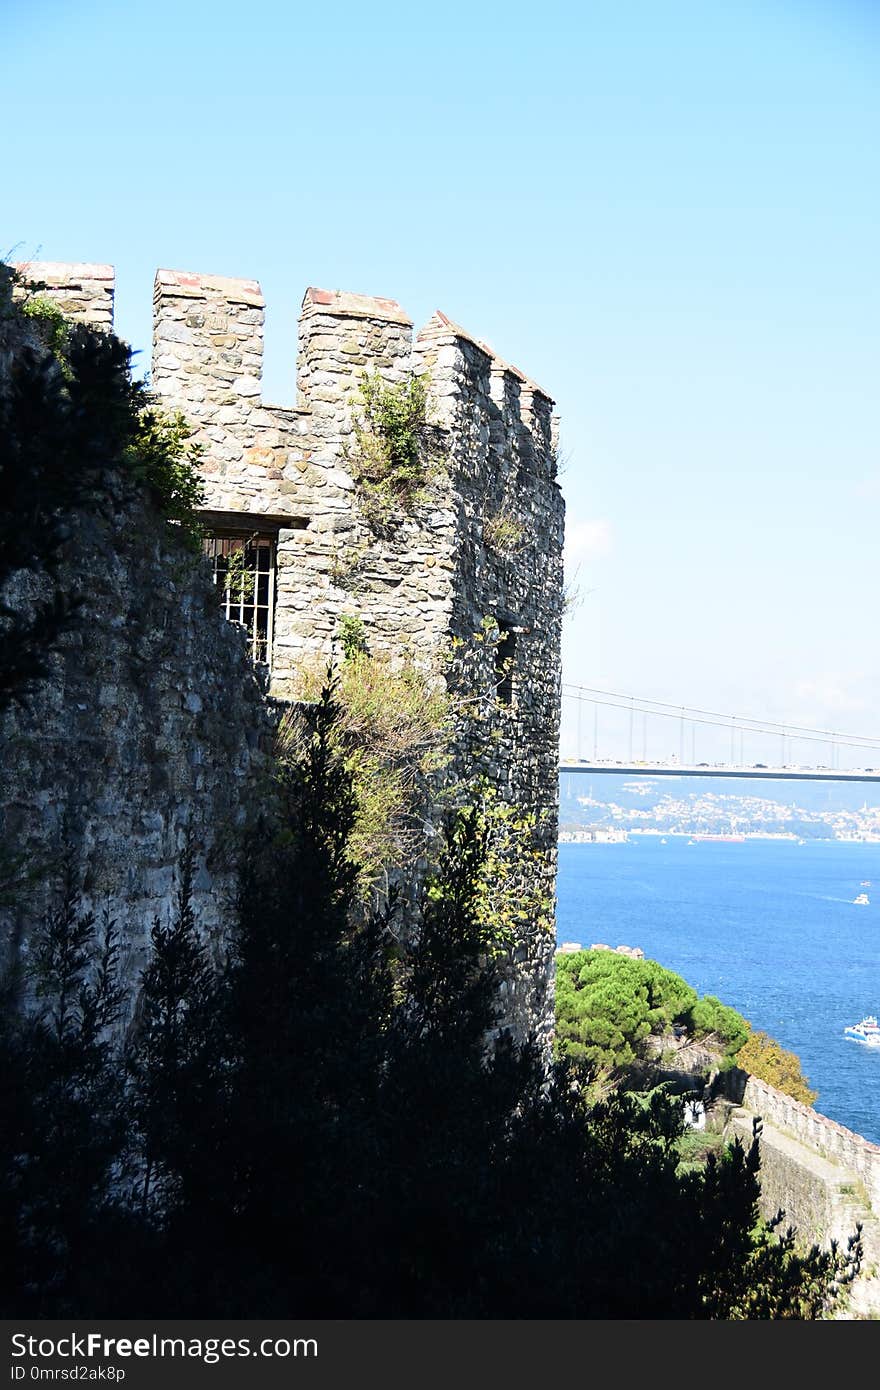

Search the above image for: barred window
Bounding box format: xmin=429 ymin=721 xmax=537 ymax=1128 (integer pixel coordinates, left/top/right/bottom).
xmin=203 ymin=531 xmax=276 ymax=668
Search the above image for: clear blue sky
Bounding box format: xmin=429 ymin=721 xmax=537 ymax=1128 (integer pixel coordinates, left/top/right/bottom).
xmin=6 ymin=0 xmax=879 ymax=764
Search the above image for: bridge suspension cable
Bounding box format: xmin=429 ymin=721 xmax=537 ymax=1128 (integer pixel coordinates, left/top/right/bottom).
xmin=561 ymin=685 xmax=880 ymax=755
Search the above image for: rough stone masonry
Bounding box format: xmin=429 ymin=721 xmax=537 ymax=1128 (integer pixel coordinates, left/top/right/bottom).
xmin=11 ymin=262 xmax=566 ymax=1050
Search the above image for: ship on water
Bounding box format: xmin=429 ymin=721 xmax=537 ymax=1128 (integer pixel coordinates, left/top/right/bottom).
xmin=691 ymin=833 xmax=746 ymax=842
xmin=844 ymin=1016 xmax=880 ymax=1046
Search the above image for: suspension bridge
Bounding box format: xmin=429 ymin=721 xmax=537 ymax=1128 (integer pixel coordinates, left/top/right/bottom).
xmin=559 ymin=685 xmax=880 ymax=783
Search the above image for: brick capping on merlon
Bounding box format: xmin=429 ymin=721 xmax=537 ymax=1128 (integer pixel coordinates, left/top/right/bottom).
xmin=154 ymin=267 xmax=264 ymax=308
xmin=15 ymin=261 xmax=115 ymax=329
xmin=301 ymin=286 xmax=412 ymax=326
xmin=17 ymin=260 xmax=114 ymax=283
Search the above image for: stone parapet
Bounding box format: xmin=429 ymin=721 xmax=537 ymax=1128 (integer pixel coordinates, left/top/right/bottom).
xmin=15 ymin=261 xmax=115 ymax=329
xmin=713 ymin=1078 xmax=880 ymax=1318
xmin=0 ymin=504 xmax=273 ymax=1015
xmin=739 ymin=1073 xmax=880 ymax=1209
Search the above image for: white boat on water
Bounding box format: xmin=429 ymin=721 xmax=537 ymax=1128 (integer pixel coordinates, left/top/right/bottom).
xmin=854 ymin=893 xmax=870 ymax=906
xmin=844 ymin=1016 xmax=880 ymax=1045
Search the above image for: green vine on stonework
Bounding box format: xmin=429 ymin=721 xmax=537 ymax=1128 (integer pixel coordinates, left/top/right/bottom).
xmin=482 ymin=502 xmax=527 ymax=559
xmin=282 ymin=611 xmax=551 ymax=950
xmin=448 ymin=615 xmax=517 ymax=757
xmin=123 ymin=409 xmax=206 ymax=554
xmin=433 ymin=778 xmax=554 ymax=958
xmin=21 ymin=294 xmax=71 ymax=367
xmin=346 ymin=370 xmax=443 ymax=530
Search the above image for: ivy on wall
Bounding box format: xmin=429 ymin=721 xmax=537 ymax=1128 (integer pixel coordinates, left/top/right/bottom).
xmin=346 ymin=371 xmax=444 ymax=530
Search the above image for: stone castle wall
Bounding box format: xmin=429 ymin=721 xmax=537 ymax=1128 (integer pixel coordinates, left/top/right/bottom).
xmin=731 ymin=1072 xmax=880 ymax=1208
xmin=712 ymin=1070 xmax=880 ymax=1315
xmin=0 ymin=504 xmax=273 ymax=1011
xmin=12 ymin=262 xmax=566 ymax=1049
xmin=147 ymin=265 xmax=565 ymax=1052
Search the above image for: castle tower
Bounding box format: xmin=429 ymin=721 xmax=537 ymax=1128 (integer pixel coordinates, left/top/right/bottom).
xmin=17 ymin=262 xmax=565 ymax=1052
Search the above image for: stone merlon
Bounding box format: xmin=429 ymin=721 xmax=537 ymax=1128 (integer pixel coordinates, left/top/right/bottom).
xmin=15 ymin=261 xmax=115 ymax=328
xmin=419 ymin=309 xmax=555 ymax=405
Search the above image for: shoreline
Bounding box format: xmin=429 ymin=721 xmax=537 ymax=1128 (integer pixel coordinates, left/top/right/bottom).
xmin=557 ymin=832 xmax=879 ymax=844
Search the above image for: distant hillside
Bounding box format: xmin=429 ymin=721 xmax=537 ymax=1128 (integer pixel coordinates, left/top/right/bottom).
xmin=558 ymin=773 xmax=880 ymax=839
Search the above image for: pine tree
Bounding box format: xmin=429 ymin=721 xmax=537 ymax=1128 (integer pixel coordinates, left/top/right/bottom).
xmin=0 ymin=851 xmax=127 ymax=1315
xmin=127 ymin=839 xmax=217 ymax=1219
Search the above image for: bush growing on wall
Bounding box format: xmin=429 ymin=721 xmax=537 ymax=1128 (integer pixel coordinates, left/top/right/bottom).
xmin=346 ymin=371 xmax=443 ymax=528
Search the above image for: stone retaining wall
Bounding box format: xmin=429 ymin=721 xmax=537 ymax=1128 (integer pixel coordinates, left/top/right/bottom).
xmin=718 ymin=1069 xmax=880 ymax=1208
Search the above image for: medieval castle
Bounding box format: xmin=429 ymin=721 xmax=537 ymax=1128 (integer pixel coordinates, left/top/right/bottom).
xmin=3 ymin=261 xmax=565 ymax=1048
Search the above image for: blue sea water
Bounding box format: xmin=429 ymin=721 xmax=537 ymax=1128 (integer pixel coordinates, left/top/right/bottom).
xmin=556 ymin=837 xmax=880 ymax=1145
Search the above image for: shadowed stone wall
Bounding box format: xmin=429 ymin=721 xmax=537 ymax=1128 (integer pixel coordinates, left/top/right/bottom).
xmin=0 ymin=495 xmax=273 ymax=1010
xmin=1 ymin=289 xmax=273 ymax=1010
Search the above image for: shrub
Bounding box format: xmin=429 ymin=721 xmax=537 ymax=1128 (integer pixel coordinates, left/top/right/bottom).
xmin=346 ymin=371 xmax=442 ymax=528
xmin=282 ymin=651 xmax=453 ymax=900
xmin=736 ymin=1030 xmax=818 ymax=1106
xmin=20 ymin=294 xmax=70 ymax=364
xmin=482 ymin=504 xmax=526 ymax=558
xmin=124 ymin=409 xmax=206 ymax=553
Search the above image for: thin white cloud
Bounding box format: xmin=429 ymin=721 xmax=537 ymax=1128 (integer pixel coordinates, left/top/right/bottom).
xmin=564 ymin=518 xmax=613 ymax=561
xmin=791 ymin=676 xmax=869 ymax=720
xmin=854 ymin=478 xmax=880 ymax=500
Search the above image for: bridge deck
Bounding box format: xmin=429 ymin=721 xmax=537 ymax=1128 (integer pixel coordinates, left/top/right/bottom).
xmin=558 ymin=762 xmax=880 ymax=783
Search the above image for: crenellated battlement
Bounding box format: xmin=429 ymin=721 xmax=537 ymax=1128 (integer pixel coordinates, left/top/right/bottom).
xmin=19 ymin=262 xmax=554 ymax=463
xmin=18 ymin=260 xmax=565 ymax=1051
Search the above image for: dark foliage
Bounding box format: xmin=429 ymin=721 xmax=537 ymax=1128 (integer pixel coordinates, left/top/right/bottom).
xmin=0 ymin=266 xmax=203 ymax=713
xmin=5 ymin=686 xmax=858 ymax=1318
xmin=127 ymin=840 xmax=217 ymax=1219
xmin=0 ymin=850 xmax=130 ymax=1316
xmin=0 ymin=273 xmax=137 ymax=712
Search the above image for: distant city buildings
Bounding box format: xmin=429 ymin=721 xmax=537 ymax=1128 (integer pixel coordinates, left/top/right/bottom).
xmin=558 ymin=787 xmax=880 ymax=841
